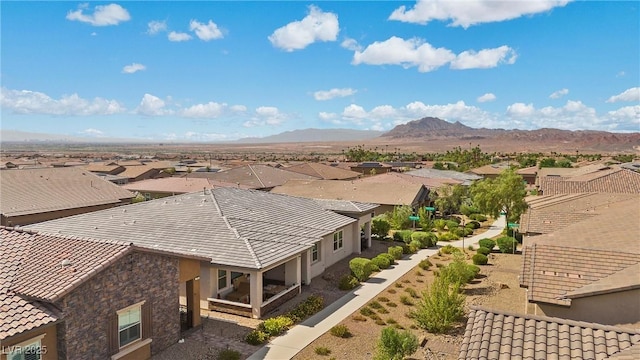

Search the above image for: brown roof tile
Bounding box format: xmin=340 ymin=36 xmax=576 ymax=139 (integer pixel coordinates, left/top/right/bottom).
xmin=459 ymin=307 xmax=640 ymax=360
xmin=284 ymin=163 xmax=361 ymax=180
xmin=539 ymin=169 xmax=640 ymax=195
xmin=353 ymin=172 xmax=462 ymax=188
xmin=207 ymin=164 xmax=317 ymax=189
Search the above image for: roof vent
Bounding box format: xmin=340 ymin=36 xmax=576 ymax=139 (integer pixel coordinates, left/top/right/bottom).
xmin=60 ymin=259 xmax=72 ymax=267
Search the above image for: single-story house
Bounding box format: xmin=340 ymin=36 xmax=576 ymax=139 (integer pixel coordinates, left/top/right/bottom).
xmin=122 ymin=177 xmax=247 ymax=200
xmin=349 ymin=162 xmax=392 ymax=175
xmin=1 ymin=227 xmax=205 ymax=360
xmin=0 ymin=167 xmax=135 ymax=226
xmin=405 ymin=168 xmax=482 ymax=186
xmin=537 ymin=168 xmax=640 ymax=196
xmin=459 ymin=307 xmax=640 ymax=360
xmin=84 ymin=163 xmax=126 ymax=175
xmin=205 ymin=164 xmax=318 ymax=190
xmin=27 ymin=188 xmax=378 ymax=319
xmin=284 ymin=162 xmax=361 ymax=180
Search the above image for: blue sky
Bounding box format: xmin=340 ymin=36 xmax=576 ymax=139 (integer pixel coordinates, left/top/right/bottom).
xmin=1 ymin=1 xmax=639 ymax=141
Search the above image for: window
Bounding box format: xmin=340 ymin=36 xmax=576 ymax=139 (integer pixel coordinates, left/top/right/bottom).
xmin=333 ymin=231 xmax=343 ymax=251
xmin=118 ymin=306 xmax=141 ymax=348
xmin=312 ymin=243 xmax=320 ymax=262
xmin=7 ymin=336 xmax=43 ymax=360
xmin=218 ymin=269 xmax=228 ymax=290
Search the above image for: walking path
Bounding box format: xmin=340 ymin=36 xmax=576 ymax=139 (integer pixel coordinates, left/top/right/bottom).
xmin=247 ymin=216 xmax=506 ymax=360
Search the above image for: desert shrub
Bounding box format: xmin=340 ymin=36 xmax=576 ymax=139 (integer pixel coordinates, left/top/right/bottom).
xmin=468 ymin=265 xmax=480 ymax=278
xmin=369 ymin=301 xmax=384 ymax=309
xmin=360 ymin=307 xmax=375 ymax=317
xmin=330 ymin=324 xmax=351 ymax=338
xmin=388 ymin=246 xmax=404 ymax=260
xmin=400 ymin=296 xmax=413 ymax=306
xmin=245 ymin=330 xmax=269 ymax=345
xmin=371 ymin=254 xmax=391 ymax=269
xmin=463 ymin=228 xmax=474 ymax=236
xmin=472 ymin=253 xmax=489 ymax=265
xmin=440 ymin=244 xmax=460 ymax=255
xmin=401 ymin=244 xmax=414 ymax=254
xmin=380 ymin=252 xmax=396 ymax=265
xmin=352 ymin=314 xmax=367 ymax=322
xmin=465 ymin=220 xmax=481 ymax=229
xmin=378 ymin=308 xmax=390 ymax=314
xmin=460 ymin=204 xmax=481 ymax=217
xmin=372 ymin=217 xmax=392 ymax=239
xmin=418 ymin=259 xmax=432 ymax=270
xmin=386 ymin=318 xmax=397 ymax=325
xmin=469 ymin=213 xmax=488 ymax=222
xmin=438 ymin=253 xmax=477 ymax=286
xmin=415 ymin=270 xmax=423 ymax=276
xmin=375 ymin=319 xmax=386 ymax=326
xmin=411 ymin=231 xmax=437 ymax=248
xmin=496 ymin=236 xmax=518 ymax=253
xmin=478 ymin=238 xmax=496 ymax=250
xmin=288 ymin=295 xmax=323 ymax=322
xmin=468 ymin=245 xmax=474 ymax=250
xmin=378 ymin=296 xmax=390 ymax=302
xmin=408 ymin=243 xmax=420 ymax=254
xmin=338 ymin=274 xmax=360 ymax=290
xmin=433 ymin=219 xmax=447 ymax=231
xmin=438 ymin=232 xmax=460 ymax=241
xmin=387 ymin=289 xmax=397 ymax=294
xmin=349 ymin=257 xmax=377 ymax=282
xmin=374 ymin=327 xmax=419 ymax=360
xmin=405 ymin=287 xmax=419 ymax=298
xmin=476 ymin=247 xmax=491 ymax=256
xmin=216 ymin=349 xmax=241 ymax=360
xmin=402 ymin=279 xmax=411 ymax=284
xmin=387 ymin=302 xmax=398 ymax=308
xmin=258 ymin=315 xmax=293 ymax=336
xmin=452 ymin=227 xmax=466 ymax=238
xmin=394 ymin=230 xmax=414 ymax=243
xmin=445 ymin=220 xmax=459 ymax=230
xmin=411 ymin=276 xmax=465 ymax=334
xmin=315 ymin=346 xmax=331 ymax=356
xmin=394 ymin=282 xmax=403 ymax=288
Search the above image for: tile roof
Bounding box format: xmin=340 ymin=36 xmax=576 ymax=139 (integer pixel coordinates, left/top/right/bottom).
xmin=284 ymin=163 xmax=361 ymax=180
xmin=539 ymin=169 xmax=640 ymax=195
xmin=206 ymin=164 xmax=317 ymax=189
xmin=0 ymin=227 xmax=134 ymax=340
xmin=122 ymin=177 xmax=216 ymax=194
xmin=27 ymin=188 xmax=356 ymax=270
xmin=311 ymin=199 xmax=379 ymax=214
xmin=406 ymin=168 xmax=481 ymax=185
xmin=459 ymin=307 xmax=640 ymax=360
xmin=83 ymin=163 xmax=125 ymax=174
xmin=520 ymin=197 xmax=640 ymax=305
xmin=0 ymin=167 xmax=135 ymax=217
xmin=116 ymin=165 xmax=159 ymax=180
xmin=353 ymin=172 xmax=462 ymax=188
xmin=271 ymin=179 xmax=429 ymax=207
xmin=467 ymin=163 xmax=510 ymax=176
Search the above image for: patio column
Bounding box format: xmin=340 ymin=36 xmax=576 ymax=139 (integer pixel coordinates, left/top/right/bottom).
xmin=285 ymin=256 xmax=302 ymax=291
xmin=186 ymin=278 xmax=201 ymax=327
xmin=365 ymin=218 xmax=372 ymax=248
xmin=301 ymin=250 xmax=311 ymax=286
xmin=250 ymin=270 xmax=263 ymax=318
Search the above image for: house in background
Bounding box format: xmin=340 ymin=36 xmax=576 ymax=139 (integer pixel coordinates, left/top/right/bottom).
xmin=0 ymin=167 xmax=135 ymax=226
xmin=459 ymin=307 xmax=640 ymax=360
xmin=405 ymin=168 xmax=482 ymax=186
xmin=27 ymin=188 xmax=377 ymax=319
xmin=537 ymin=167 xmax=640 ymax=195
xmin=271 ymin=179 xmax=430 ymax=214
xmin=349 ymin=162 xmax=392 ymax=175
xmin=122 ymin=177 xmax=247 ymax=200
xmin=205 ymin=164 xmax=318 ymax=190
xmin=1 ymin=227 xmax=205 ymax=360
xmin=519 ymin=196 xmax=640 ymax=326
xmin=84 ymin=163 xmax=126 ymax=175
xmin=284 ymin=162 xmax=361 ymax=180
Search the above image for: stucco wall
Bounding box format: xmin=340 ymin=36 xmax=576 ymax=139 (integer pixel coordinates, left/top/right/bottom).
xmin=2 ymin=201 xmax=132 ymax=227
xmin=55 ymin=251 xmax=180 ymax=359
xmin=535 ymin=288 xmax=640 ymax=326
xmin=0 ymin=325 xmax=58 ymax=360
xmin=310 ymin=224 xmax=356 ymax=279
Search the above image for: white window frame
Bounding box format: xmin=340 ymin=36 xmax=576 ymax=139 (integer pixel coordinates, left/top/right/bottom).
xmin=117 ymin=301 xmax=145 ymax=349
xmin=311 ymin=243 xmax=320 ymax=263
xmin=218 ymin=269 xmax=228 ymax=291
xmin=333 ymin=230 xmax=344 ymax=252
xmin=7 ymin=334 xmax=45 ymax=360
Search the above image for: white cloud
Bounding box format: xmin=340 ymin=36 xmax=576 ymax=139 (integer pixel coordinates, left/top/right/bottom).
xmin=450 ymin=45 xmax=517 ymax=69
xmin=243 ymin=106 xmax=288 ymax=127
xmin=389 ymin=0 xmax=570 ymax=28
xmin=341 ymin=37 xmax=362 ymax=51
xmin=91 ymin=32 xmax=97 ymax=36
xmin=318 ymin=112 xmax=337 ymax=121
xmin=506 ymin=102 xmax=535 ymax=117
xmin=122 ymin=63 xmax=146 ymax=74
xmin=189 ymin=19 xmax=223 ymax=41
xmin=549 ymin=88 xmax=569 ymax=99
xmin=477 ymin=93 xmax=496 ymax=103
xmin=606 ymin=87 xmax=640 ymax=103
xmin=80 ymin=128 xmax=105 ymax=137
xmin=268 ymin=5 xmax=339 ymax=52
xmin=230 ymin=105 xmax=247 ymax=113
xmin=0 ymin=87 xmax=125 ymax=116
xmin=135 ymin=93 xmax=173 ymax=116
xmin=66 ymin=3 xmax=131 ymax=26
xmin=608 ymin=106 xmax=640 ymax=121
xmin=352 ymin=37 xmax=515 ymax=72
xmin=147 ymin=20 xmax=167 ymax=35
xmin=168 ymin=31 xmax=192 ymax=42
xmin=180 ymin=102 xmax=226 ymax=118
xmin=314 ymin=88 xmax=357 ymax=101
xmin=183 ymin=131 xmax=230 ymax=141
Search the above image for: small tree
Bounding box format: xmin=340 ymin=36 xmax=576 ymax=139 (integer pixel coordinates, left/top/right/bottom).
xmin=375 ymin=327 xmax=419 ymax=360
xmin=412 ymin=275 xmax=465 ymax=334
xmin=496 ymin=236 xmax=517 ymax=253
xmin=372 ymin=217 xmax=392 ymax=239
xmin=388 ymin=205 xmax=414 ymax=230
xmin=470 ymin=168 xmax=527 ymax=223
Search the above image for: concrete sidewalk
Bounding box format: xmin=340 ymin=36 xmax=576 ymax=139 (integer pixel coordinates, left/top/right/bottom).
xmin=247 ymin=216 xmax=506 ymax=360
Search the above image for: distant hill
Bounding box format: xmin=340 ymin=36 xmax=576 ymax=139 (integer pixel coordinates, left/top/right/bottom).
xmin=0 ymin=130 xmax=153 ymax=144
xmin=236 ymin=128 xmax=383 ymax=143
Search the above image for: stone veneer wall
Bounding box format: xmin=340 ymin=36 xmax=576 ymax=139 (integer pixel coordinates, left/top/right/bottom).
xmin=55 ymin=251 xmax=180 ymax=359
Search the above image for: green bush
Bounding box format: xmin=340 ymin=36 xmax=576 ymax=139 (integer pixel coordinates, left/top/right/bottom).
xmin=315 ymin=346 xmax=331 ymax=356
xmin=465 ymin=221 xmax=481 ymax=229
xmin=408 ymin=242 xmax=420 ymax=254
xmin=445 ymin=220 xmax=459 ymax=230
xmin=350 ymin=257 xmax=377 ymax=282
xmin=411 ymin=231 xmax=437 ymax=248
xmin=404 ymin=287 xmax=419 ymax=298
xmin=469 ymin=214 xmax=487 ymax=222
xmin=372 ymin=217 xmax=392 ymax=239
xmin=478 ymin=238 xmax=496 ymax=250
xmin=330 ymin=324 xmax=351 ymax=338
xmin=258 ymin=315 xmax=293 ymax=336
xmin=401 ymin=244 xmax=414 ymax=254
xmin=216 ymin=349 xmax=241 ymax=360
xmin=440 ymin=244 xmax=460 ymax=255
xmin=388 ymin=205 xmax=414 ymax=230
xmin=418 ymin=259 xmax=432 ymax=270
xmin=496 ymin=236 xmax=517 ymax=253
xmin=400 ymin=295 xmax=413 ymax=306
xmin=338 ymin=274 xmax=360 ymax=290
xmin=463 ymin=228 xmax=474 ymax=236
xmin=472 ymin=253 xmax=488 ymax=265
xmin=452 ymin=227 xmax=466 ymax=238
xmin=360 ymin=307 xmax=376 ymax=317
xmin=374 ymin=327 xmax=419 ymax=360
xmin=476 ymin=247 xmax=491 ymax=256
xmin=380 ymin=252 xmax=396 ymax=265
xmin=371 ymin=254 xmax=392 ymax=269
xmin=287 ymin=295 xmax=324 ymax=322
xmin=392 ymin=230 xmax=413 ymax=243
xmin=411 ymin=276 xmax=465 ymax=334
xmin=438 ymin=253 xmax=477 ymax=285
xmin=438 ymin=232 xmax=460 ymax=241
xmin=433 ymin=219 xmax=447 ymax=231
xmin=388 ymin=246 xmax=404 ymax=260
xmin=245 ymin=330 xmax=269 ymax=345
